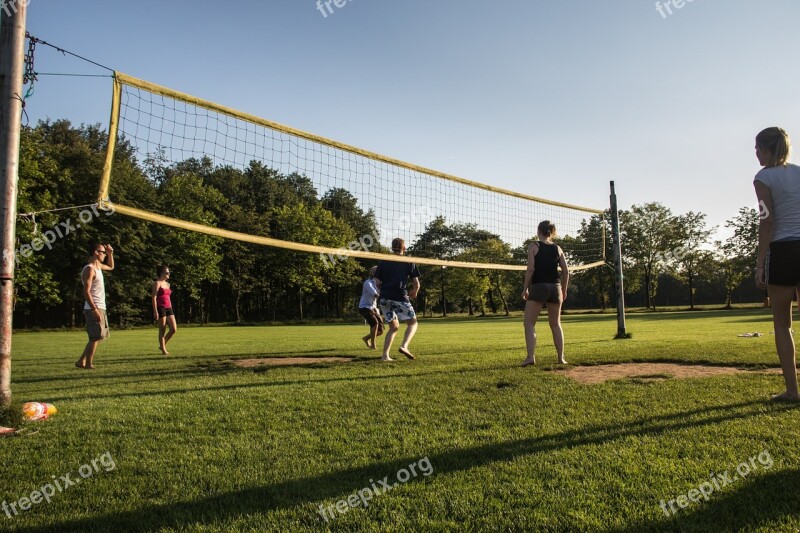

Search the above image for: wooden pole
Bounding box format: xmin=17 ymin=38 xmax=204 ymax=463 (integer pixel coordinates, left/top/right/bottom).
xmin=0 ymin=0 xmax=27 ymax=405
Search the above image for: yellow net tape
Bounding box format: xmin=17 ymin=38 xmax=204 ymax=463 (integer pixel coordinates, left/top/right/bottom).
xmin=101 ymin=72 xmax=602 ymax=214
xmin=100 ymin=72 xmax=606 ymax=272
xmin=105 ymin=203 xmax=602 ymax=272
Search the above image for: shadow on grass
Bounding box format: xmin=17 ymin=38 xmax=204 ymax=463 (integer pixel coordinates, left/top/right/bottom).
xmin=9 ymin=349 xmax=349 ymax=370
xmin=559 ymin=313 xmax=619 ymax=324
xmin=626 ymin=309 xmax=769 ymax=322
xmin=33 ymin=354 xmax=785 ymax=403
xmin=11 ymin=349 xmax=355 ymax=386
xmin=12 ymin=399 xmax=797 ymax=532
xmin=614 ymin=467 xmax=800 ymax=532
xmin=35 ymin=361 xmax=525 ymax=402
xmin=559 ymin=357 xmax=781 ymax=371
xmin=11 ymin=366 xmax=219 ymax=386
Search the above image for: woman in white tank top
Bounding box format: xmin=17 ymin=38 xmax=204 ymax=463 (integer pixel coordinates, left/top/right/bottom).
xmin=753 ymin=127 xmax=800 ymax=402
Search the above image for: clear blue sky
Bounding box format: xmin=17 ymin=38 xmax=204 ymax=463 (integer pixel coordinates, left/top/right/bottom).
xmin=23 ymin=0 xmax=800 ymax=240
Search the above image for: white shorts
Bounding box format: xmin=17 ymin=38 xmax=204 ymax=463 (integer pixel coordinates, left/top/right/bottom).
xmin=379 ymin=298 xmax=416 ymax=323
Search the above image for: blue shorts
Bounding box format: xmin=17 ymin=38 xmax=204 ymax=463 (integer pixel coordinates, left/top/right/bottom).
xmin=379 ymin=298 xmax=416 ymax=323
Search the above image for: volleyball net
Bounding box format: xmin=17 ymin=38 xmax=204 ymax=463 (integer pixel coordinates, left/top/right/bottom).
xmin=100 ymin=72 xmax=606 ymax=271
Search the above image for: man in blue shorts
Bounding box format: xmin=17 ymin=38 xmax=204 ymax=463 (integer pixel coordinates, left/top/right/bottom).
xmin=374 ymin=237 xmax=420 ymax=361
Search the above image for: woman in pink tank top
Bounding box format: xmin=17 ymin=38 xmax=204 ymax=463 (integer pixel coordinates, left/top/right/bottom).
xmin=151 ymin=265 xmax=177 ymax=355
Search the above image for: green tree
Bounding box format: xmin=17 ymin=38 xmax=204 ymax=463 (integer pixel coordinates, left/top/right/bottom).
xmin=409 ymin=216 xmax=454 ymax=258
xmin=668 ymin=211 xmax=714 ymax=309
xmin=716 ymin=207 xmax=759 ymax=309
xmin=216 ymin=205 xmax=267 ymax=323
xmin=15 ymin=121 xmax=156 ymax=327
xmin=321 ymin=188 xmax=380 ymax=242
xmin=269 ymin=203 xmax=356 ymax=319
xmin=409 ymin=216 xmax=454 ymax=315
xmin=156 ymin=172 xmax=224 ymax=322
xmin=560 ymin=212 xmax=615 ymax=310
xmin=621 ymin=202 xmax=678 ymax=310
xmin=448 ymin=265 xmax=490 ymax=315
xmin=13 ymin=126 xmax=63 ymax=323
xmin=444 ymin=222 xmax=500 ymax=313
xmin=320 ymin=188 xmax=384 ymax=317
xmin=469 ymin=238 xmax=515 ymax=315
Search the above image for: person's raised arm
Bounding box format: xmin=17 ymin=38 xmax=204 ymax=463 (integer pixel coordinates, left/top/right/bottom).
xmin=754 ymin=181 xmax=774 ymax=288
xmin=99 ymin=243 xmax=115 ymax=271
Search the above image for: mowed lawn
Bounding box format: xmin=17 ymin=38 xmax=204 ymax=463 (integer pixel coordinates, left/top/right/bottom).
xmin=1 ymin=309 xmax=799 ymax=532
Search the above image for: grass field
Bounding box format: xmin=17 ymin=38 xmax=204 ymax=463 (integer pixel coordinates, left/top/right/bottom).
xmin=1 ymin=309 xmax=799 ymax=532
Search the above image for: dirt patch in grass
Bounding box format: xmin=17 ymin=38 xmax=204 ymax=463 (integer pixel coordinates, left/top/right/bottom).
xmin=232 ymin=357 xmax=355 ymax=368
xmin=555 ymin=363 xmax=781 ymax=385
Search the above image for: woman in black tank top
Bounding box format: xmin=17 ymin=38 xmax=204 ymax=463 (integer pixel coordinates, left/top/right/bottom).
xmin=521 ymin=221 xmax=569 ymax=367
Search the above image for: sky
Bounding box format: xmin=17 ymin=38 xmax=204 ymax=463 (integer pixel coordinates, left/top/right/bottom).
xmin=20 ymin=0 xmax=800 ymax=242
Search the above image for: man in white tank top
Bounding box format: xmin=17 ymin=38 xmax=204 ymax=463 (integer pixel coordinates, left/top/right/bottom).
xmin=75 ymin=243 xmax=115 ymax=369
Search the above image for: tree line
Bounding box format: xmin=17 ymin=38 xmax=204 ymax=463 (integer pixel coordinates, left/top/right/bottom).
xmin=10 ymin=121 xmax=764 ymax=328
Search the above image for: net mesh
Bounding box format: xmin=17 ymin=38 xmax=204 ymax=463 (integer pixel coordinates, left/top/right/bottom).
xmin=102 ymin=73 xmax=605 ymax=270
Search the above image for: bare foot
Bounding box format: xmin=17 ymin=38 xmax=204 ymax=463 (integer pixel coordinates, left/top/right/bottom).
xmin=398 ymin=347 xmax=415 ymax=360
xmin=362 ymin=337 xmax=372 ymax=349
xmin=521 ymin=358 xmax=535 ymax=367
xmin=75 ymin=361 xmax=85 ymax=369
xmin=557 ymin=359 xmax=568 ymax=365
xmin=770 ymin=391 xmax=800 ymax=402
xmin=381 ymin=356 xmax=395 ymax=362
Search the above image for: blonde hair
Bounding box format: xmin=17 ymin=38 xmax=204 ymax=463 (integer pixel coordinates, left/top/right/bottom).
xmin=756 ymin=127 xmax=791 ymax=167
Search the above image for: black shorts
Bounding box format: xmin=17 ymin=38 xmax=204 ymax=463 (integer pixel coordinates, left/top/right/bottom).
xmin=766 ymin=240 xmax=800 ymax=286
xmin=157 ymin=307 xmax=175 ymax=318
xmin=528 ymin=283 xmax=563 ymax=304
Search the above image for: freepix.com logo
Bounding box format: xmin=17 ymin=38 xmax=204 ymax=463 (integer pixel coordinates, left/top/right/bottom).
xmin=317 ymin=456 xmax=434 ymax=523
xmin=316 ymin=0 xmax=353 ymax=19
xmin=319 ymin=206 xmax=431 ymax=268
xmin=0 ymin=0 xmax=30 ymax=17
xmin=2 ymin=452 xmax=116 ymax=519
xmin=655 ymin=0 xmax=696 ymax=19
xmin=2 ymin=203 xmax=115 ymax=268
xmin=658 ymin=450 xmax=773 ymax=516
